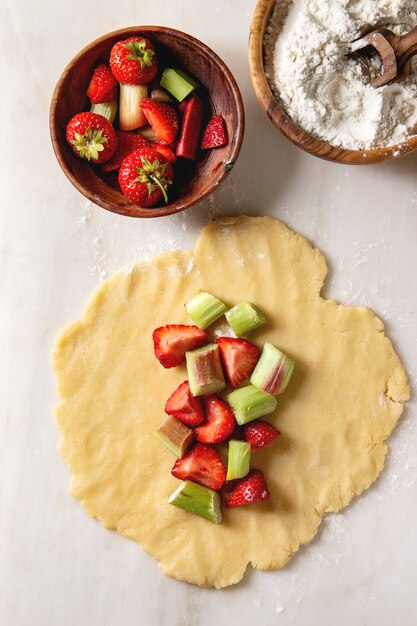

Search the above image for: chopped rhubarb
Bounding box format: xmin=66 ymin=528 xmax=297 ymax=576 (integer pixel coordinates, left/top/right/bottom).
xmin=153 ymin=415 xmax=193 ymax=458
xmin=176 ymin=94 xmax=204 ymax=160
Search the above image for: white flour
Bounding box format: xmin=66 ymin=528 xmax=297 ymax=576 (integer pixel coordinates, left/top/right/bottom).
xmin=264 ymin=0 xmax=417 ymax=149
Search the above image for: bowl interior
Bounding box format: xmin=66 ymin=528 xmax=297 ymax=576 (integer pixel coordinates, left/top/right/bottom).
xmin=50 ymin=26 xmax=244 ymax=216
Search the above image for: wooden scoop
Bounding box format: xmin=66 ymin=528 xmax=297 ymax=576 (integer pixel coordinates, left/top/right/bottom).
xmin=349 ymin=26 xmax=417 ymax=87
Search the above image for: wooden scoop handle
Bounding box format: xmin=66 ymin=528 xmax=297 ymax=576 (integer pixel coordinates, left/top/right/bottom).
xmin=395 ymin=26 xmax=417 ymax=70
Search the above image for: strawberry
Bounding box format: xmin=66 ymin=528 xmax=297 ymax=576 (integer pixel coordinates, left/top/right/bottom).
xmin=217 ymin=337 xmax=260 ymax=388
xmin=194 ymin=395 xmax=235 ymax=444
xmin=118 ymin=148 xmax=174 ymax=207
xmin=66 ymin=112 xmax=117 ymax=164
xmin=152 ymin=324 xmax=208 ymax=368
xmin=155 ymin=142 xmax=177 ymax=164
xmin=171 ymin=443 xmax=226 ymax=491
xmin=243 ymin=420 xmax=281 ymax=451
xmin=102 ymin=131 xmax=150 ymax=172
xmin=110 ymin=37 xmax=157 ymax=85
xmin=86 ymin=64 xmax=118 ymax=104
xmin=226 ymin=470 xmax=270 ymax=507
xmin=165 ymin=380 xmax=205 ymax=426
xmin=201 ymin=114 xmax=227 ymax=149
xmin=140 ymin=98 xmax=179 ymax=145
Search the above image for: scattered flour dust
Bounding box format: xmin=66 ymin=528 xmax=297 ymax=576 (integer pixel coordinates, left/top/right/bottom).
xmin=264 ymin=0 xmax=417 ymax=149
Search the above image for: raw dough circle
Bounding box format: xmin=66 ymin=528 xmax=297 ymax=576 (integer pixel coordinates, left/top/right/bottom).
xmin=53 ymin=216 xmax=409 ymax=588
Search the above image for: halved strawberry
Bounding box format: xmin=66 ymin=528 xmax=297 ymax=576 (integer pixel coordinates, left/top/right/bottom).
xmin=140 ymin=98 xmax=179 ymax=145
xmin=102 ymin=131 xmax=151 ymax=172
xmin=87 ymin=64 xmax=118 ymax=104
xmin=194 ymin=395 xmax=235 ymax=444
xmin=152 ymin=325 xmax=208 ymax=368
xmin=165 ymin=380 xmax=205 ymax=426
xmin=155 ymin=142 xmax=177 ymax=163
xmin=201 ymin=114 xmax=227 ymax=149
xmin=226 ymin=470 xmax=270 ymax=507
xmin=243 ymin=420 xmax=281 ymax=451
xmin=217 ymin=337 xmax=260 ymax=388
xmin=171 ymin=443 xmax=226 ymax=491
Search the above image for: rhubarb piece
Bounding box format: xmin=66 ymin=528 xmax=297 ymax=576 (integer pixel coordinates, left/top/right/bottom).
xmin=226 ymin=439 xmax=251 ymax=481
xmin=119 ymin=83 xmax=148 ymax=130
xmin=152 ymin=324 xmax=208 ymax=368
xmin=176 ymin=94 xmax=204 ymax=160
xmin=226 ymin=384 xmax=277 ymax=425
xmin=102 ymin=130 xmax=150 ymax=172
xmin=160 ymin=68 xmax=198 ymax=102
xmin=226 ymin=469 xmax=270 ymax=507
xmin=140 ymin=98 xmax=179 ymax=145
xmin=165 ymin=380 xmax=205 ymax=426
xmin=90 ymin=100 xmax=118 ymax=125
xmin=185 ymin=291 xmax=228 ymax=329
xmin=137 ymin=125 xmax=157 ymax=142
xmin=87 ymin=64 xmax=118 ymax=104
xmin=250 ymin=343 xmax=295 ymax=395
xmin=150 ymin=87 xmax=175 ymax=104
xmin=154 ymin=415 xmax=193 ymax=458
xmin=186 ymin=343 xmax=226 ymax=396
xmin=225 ymin=302 xmax=267 ymax=337
xmin=171 ymin=443 xmax=226 ymax=490
xmin=194 ymin=395 xmax=236 ymax=444
xmin=217 ymin=337 xmax=260 ymax=388
xmin=243 ymin=419 xmax=281 ymax=451
xmin=168 ymin=480 xmax=222 ymax=524
xmin=201 ymin=114 xmax=227 ymax=149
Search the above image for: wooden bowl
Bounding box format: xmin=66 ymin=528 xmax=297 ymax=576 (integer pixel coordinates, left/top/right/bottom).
xmin=249 ymin=0 xmax=417 ymax=164
xmin=50 ymin=26 xmax=244 ymax=217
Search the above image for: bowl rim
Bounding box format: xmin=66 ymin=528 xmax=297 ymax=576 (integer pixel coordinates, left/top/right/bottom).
xmin=50 ymin=25 xmax=245 ymax=217
xmin=248 ymin=0 xmax=417 ymax=165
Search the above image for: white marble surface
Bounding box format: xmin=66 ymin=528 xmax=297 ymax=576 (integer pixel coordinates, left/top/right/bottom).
xmin=1 ymin=1 xmax=417 ymax=624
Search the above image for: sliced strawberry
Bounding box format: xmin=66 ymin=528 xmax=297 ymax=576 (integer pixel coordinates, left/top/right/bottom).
xmin=140 ymin=98 xmax=179 ymax=145
xmin=155 ymin=142 xmax=177 ymax=163
xmin=226 ymin=470 xmax=270 ymax=507
xmin=171 ymin=443 xmax=226 ymax=490
xmin=194 ymin=395 xmax=235 ymax=444
xmin=102 ymin=131 xmax=151 ymax=172
xmin=243 ymin=420 xmax=281 ymax=451
xmin=201 ymin=114 xmax=227 ymax=149
xmin=217 ymin=337 xmax=260 ymax=388
xmin=152 ymin=324 xmax=208 ymax=368
xmin=87 ymin=64 xmax=118 ymax=104
xmin=165 ymin=380 xmax=205 ymax=426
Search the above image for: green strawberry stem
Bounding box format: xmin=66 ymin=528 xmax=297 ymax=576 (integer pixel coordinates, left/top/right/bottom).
xmin=160 ymin=68 xmax=197 ymax=102
xmin=226 ymin=440 xmax=251 ymax=481
xmin=225 ymin=302 xmax=267 ymax=337
xmin=185 ymin=292 xmax=228 ymax=329
xmin=227 ymin=384 xmax=277 ymax=425
xmin=168 ymin=480 xmax=222 ymax=524
xmin=90 ymin=100 xmax=118 ymax=125
xmin=124 ymin=39 xmax=155 ymax=69
xmin=135 ymin=157 xmax=171 ymax=205
xmin=70 ymin=127 xmax=108 ymax=161
xmin=119 ymin=83 xmax=148 ymax=130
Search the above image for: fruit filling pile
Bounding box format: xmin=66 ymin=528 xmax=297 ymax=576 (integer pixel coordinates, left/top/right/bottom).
xmin=65 ymin=36 xmax=228 ymax=207
xmin=152 ymin=292 xmax=295 ymax=524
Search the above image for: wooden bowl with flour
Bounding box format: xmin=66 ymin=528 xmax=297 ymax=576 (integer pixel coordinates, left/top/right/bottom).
xmin=248 ymin=0 xmax=417 ymax=164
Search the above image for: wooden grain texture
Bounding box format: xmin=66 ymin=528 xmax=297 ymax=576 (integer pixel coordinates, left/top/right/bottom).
xmin=248 ymin=0 xmax=417 ymax=164
xmin=50 ymin=26 xmax=244 ymax=217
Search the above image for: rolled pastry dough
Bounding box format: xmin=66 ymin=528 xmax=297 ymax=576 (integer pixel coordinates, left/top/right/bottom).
xmin=53 ymin=216 xmax=409 ymax=588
